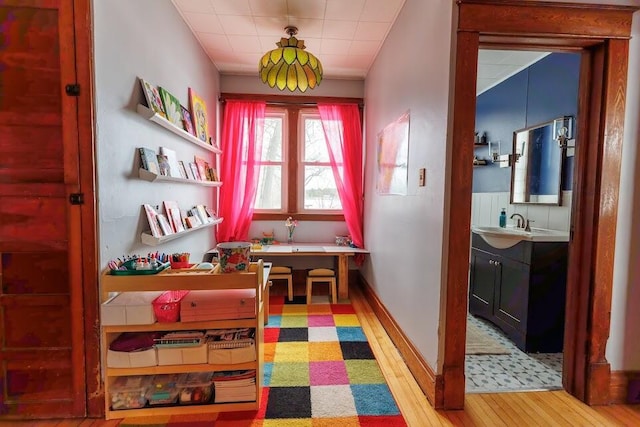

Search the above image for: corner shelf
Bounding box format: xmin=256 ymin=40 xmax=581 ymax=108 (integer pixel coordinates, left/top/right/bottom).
xmin=136 ymin=104 xmax=222 ymax=154
xmin=141 ymin=218 xmax=223 ymax=246
xmin=138 ymin=168 xmax=223 ymax=187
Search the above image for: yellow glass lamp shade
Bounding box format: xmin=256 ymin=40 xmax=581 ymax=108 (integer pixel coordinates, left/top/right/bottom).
xmin=259 ymin=26 xmax=323 ymax=93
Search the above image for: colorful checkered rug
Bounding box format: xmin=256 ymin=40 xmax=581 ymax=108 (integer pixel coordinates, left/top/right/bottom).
xmin=120 ymin=295 xmax=407 ymax=426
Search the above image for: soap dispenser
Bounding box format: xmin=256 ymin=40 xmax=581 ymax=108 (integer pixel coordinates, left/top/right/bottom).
xmin=499 ymin=208 xmax=507 ymax=228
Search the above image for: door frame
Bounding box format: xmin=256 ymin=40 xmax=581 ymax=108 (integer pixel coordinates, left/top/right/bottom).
xmin=70 ymin=0 xmax=101 ymax=417
xmin=442 ymin=0 xmax=637 ymax=409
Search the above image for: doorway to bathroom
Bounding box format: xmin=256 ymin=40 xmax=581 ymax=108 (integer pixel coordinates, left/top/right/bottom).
xmin=442 ymin=0 xmax=635 ymax=410
xmin=466 ymin=49 xmax=579 ymax=393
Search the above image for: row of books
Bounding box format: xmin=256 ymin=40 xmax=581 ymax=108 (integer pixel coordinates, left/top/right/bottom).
xmin=139 ymin=147 xmax=218 ymax=182
xmin=144 ymin=202 xmax=216 ymax=238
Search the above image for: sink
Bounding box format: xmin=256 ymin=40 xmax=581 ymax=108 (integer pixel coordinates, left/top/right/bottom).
xmin=471 ymin=226 xmax=569 ymax=249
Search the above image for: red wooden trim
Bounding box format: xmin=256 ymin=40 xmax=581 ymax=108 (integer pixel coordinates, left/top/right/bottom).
xmin=57 ymin=0 xmax=87 ymax=417
xmin=253 ymin=213 xmax=345 ymax=221
xmin=458 ymin=0 xmax=634 ymax=39
xmin=563 ymin=46 xmax=601 ymax=401
xmin=220 ymin=92 xmax=363 ymax=106
xmin=586 ymin=38 xmax=629 ymax=406
xmin=610 ymin=371 xmax=640 ymax=404
xmin=449 ymin=0 xmax=638 ymax=410
xmin=442 ymin=29 xmax=479 ymax=410
xmin=72 ymin=0 xmax=101 ymax=417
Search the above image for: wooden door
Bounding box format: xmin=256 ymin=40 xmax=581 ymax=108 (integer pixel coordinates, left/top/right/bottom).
xmin=0 ymin=0 xmax=87 ymax=418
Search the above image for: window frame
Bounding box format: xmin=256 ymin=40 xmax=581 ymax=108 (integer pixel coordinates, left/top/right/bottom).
xmin=221 ymin=93 xmax=363 ymax=222
xmin=297 ymin=111 xmax=343 ymax=214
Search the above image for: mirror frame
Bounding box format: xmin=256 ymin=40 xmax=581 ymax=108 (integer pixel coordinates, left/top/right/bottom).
xmin=510 ymin=116 xmax=571 ymax=206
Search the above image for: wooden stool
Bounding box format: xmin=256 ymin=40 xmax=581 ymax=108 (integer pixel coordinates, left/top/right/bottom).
xmin=306 ymin=268 xmax=337 ymax=304
xmin=270 ymin=266 xmax=293 ymax=301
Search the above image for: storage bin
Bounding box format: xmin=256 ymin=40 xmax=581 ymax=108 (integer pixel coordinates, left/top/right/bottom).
xmin=152 ymin=290 xmax=189 ymax=323
xmin=109 ymin=375 xmax=153 ymax=410
xmin=107 ymin=348 xmax=157 ymax=368
xmin=146 ymin=373 xmax=184 ymax=406
xmin=207 ymin=339 xmax=256 ymax=365
xmin=180 ymin=289 xmax=256 ymax=322
xmin=177 ymin=372 xmax=214 ymax=405
xmin=157 ymin=343 xmax=207 ymax=365
xmin=101 ymin=291 xmax=162 ymax=325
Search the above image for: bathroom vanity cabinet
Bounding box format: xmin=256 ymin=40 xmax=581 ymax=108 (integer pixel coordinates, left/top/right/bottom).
xmin=469 ymin=233 xmax=568 ymax=353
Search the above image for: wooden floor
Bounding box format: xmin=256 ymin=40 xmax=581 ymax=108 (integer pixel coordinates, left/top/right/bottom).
xmin=1 ymin=281 xmax=639 ymax=426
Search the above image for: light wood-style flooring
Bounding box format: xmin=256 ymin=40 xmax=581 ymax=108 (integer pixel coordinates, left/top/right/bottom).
xmin=1 ymin=281 xmax=638 ymax=426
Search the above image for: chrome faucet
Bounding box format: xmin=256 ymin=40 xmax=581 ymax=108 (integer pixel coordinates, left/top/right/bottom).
xmin=510 ymin=213 xmax=525 ymax=229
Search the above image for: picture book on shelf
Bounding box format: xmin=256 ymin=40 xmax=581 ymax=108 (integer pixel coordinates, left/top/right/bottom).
xmin=139 ymin=78 xmax=166 ymax=119
xmin=139 ymin=147 xmax=159 ymax=175
xmin=157 ymin=214 xmax=174 ymax=236
xmin=181 ymin=105 xmax=196 ymax=136
xmin=157 ymin=154 xmax=170 ymax=176
xmin=143 ymin=204 xmax=162 ymax=238
xmin=160 ymin=147 xmax=181 ymax=178
xmin=177 ymin=160 xmax=188 ymax=179
xmin=158 ymin=87 xmax=182 ymax=128
xmin=188 ymin=162 xmax=201 ymax=180
xmin=188 ymin=87 xmax=209 ymax=143
xmin=163 ymin=201 xmax=183 ymax=233
xmin=194 ymin=156 xmax=209 ymax=181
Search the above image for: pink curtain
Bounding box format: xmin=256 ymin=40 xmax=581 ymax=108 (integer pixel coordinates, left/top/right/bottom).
xmin=216 ymin=100 xmax=266 ymax=242
xmin=318 ymin=104 xmax=364 ymax=254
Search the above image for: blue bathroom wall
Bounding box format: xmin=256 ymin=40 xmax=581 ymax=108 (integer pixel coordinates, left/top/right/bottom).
xmin=474 ymin=52 xmax=580 ymax=193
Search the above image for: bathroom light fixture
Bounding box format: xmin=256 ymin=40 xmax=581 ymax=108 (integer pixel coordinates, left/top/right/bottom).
xmin=259 ymin=26 xmax=323 ymax=92
xmin=554 ymin=116 xmax=574 ymax=148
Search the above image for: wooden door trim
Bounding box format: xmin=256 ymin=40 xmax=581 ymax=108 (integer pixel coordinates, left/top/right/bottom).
xmin=72 ymin=0 xmax=100 ymax=417
xmin=444 ymin=0 xmax=636 ymax=409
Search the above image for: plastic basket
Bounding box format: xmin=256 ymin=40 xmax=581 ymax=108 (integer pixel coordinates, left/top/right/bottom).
xmin=152 ymin=290 xmax=190 ymax=323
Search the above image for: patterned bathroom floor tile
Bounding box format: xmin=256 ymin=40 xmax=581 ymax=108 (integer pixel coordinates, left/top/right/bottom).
xmin=465 ymin=315 xmax=562 ymax=394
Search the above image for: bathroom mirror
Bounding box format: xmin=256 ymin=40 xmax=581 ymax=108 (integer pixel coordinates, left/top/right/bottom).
xmin=510 ymin=116 xmax=572 ymax=205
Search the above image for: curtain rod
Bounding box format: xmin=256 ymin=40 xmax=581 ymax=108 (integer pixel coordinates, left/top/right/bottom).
xmin=218 ymin=96 xmax=363 ymax=108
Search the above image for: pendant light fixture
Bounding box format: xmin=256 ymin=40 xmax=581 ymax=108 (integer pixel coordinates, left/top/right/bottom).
xmin=259 ymin=26 xmax=323 ymax=93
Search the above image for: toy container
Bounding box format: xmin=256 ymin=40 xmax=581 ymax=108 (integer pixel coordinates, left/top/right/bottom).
xmin=177 ymin=372 xmax=214 ymax=405
xmin=109 ymin=375 xmax=153 ymax=410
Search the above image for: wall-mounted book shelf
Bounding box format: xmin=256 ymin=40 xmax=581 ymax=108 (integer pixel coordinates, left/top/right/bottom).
xmin=141 ymin=218 xmax=224 ymax=246
xmin=138 ymin=168 xmax=223 ymax=187
xmin=136 ymin=104 xmax=222 ymax=154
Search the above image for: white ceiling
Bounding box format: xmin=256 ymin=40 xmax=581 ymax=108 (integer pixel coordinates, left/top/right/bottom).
xmin=171 ymin=1 xmax=549 ymax=89
xmin=477 ymin=50 xmax=550 ymax=95
xmin=171 ymin=0 xmax=406 ymax=79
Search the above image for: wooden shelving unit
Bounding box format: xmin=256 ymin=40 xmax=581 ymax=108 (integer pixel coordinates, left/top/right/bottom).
xmin=101 ymin=260 xmax=264 ymax=420
xmin=136 ymin=104 xmax=222 ymax=154
xmin=141 ymin=218 xmax=223 ymax=246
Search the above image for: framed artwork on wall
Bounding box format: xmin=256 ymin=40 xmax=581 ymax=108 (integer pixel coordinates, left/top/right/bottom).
xmin=189 ymin=88 xmax=209 ymax=143
xmin=377 ymin=111 xmax=410 ymax=195
xmin=139 ymin=77 xmax=166 ymax=119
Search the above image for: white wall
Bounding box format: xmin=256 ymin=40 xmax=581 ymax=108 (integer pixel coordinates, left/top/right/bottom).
xmin=471 ymin=192 xmax=572 ymax=231
xmin=362 ymin=0 xmax=454 ymax=369
xmin=609 ymin=10 xmax=640 ymax=370
xmin=94 ymin=0 xmax=221 ymax=268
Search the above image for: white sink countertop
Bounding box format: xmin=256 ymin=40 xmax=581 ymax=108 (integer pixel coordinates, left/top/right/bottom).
xmin=471 ymin=226 xmax=570 ymax=249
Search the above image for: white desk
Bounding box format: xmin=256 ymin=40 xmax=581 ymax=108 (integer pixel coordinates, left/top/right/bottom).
xmin=251 ymin=244 xmax=368 ymax=299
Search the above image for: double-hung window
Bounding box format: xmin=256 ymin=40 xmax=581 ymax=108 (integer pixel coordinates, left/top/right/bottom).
xmin=298 ymin=111 xmax=342 ymax=212
xmin=253 ymin=106 xmax=344 ymax=219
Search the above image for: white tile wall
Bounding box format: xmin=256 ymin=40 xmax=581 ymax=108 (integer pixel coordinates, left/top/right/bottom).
xmin=471 ymin=191 xmax=572 ymax=232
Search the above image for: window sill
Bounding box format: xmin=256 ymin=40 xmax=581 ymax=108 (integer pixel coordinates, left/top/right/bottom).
xmin=252 ymin=213 xmax=345 ymax=222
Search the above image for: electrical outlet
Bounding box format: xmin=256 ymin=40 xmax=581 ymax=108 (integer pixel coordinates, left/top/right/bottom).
xmin=418 ymin=168 xmax=426 ymax=187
